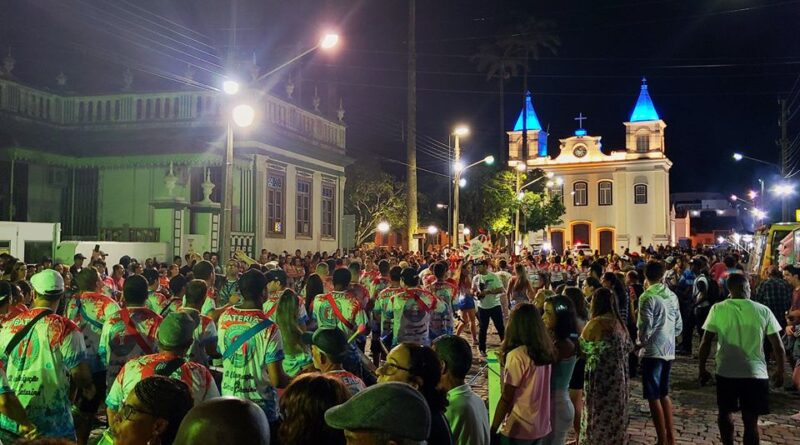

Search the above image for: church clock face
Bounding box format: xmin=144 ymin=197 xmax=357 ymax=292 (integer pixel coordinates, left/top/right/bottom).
xmin=573 ymin=145 xmax=587 ymax=158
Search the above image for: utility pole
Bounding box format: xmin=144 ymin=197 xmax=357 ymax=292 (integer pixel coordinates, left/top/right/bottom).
xmin=779 ymin=98 xmax=790 ymax=221
xmin=451 ymin=136 xmax=461 ymax=248
xmin=406 ymin=0 xmax=418 ymax=252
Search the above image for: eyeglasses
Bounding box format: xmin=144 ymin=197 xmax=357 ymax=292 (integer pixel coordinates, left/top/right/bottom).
xmin=118 ymin=402 xmax=155 ymax=422
xmin=377 ymin=361 xmax=412 ymax=376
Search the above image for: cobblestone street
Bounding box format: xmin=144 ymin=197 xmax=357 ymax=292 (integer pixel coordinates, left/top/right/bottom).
xmin=467 ymin=331 xmax=800 ymax=444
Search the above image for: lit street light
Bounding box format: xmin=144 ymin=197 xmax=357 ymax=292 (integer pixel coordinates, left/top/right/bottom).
xmin=454 ymin=125 xmax=470 ymax=137
xmin=436 ymin=203 xmax=448 ymax=209
xmin=772 ymin=183 xmax=795 ymax=196
xmin=377 ymin=221 xmax=391 ymax=234
xmin=232 ymin=104 xmax=255 ymax=128
xmin=462 ymin=227 xmax=471 ymax=236
xmin=451 ymin=149 xmax=493 ymax=247
xmin=222 ymin=79 xmax=240 ymax=95
xmin=458 ymin=178 xmax=467 ymax=188
xmin=427 ymin=225 xmax=439 ymax=235
xmin=320 ymin=33 xmax=340 ymax=49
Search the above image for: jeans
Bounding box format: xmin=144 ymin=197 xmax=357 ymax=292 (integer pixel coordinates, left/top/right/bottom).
xmin=678 ymin=299 xmax=695 ymax=353
xmin=478 ymin=305 xmax=505 ymax=353
xmin=541 ymin=390 xmax=574 ymax=445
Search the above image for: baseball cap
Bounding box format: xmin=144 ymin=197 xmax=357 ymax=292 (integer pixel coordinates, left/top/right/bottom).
xmin=157 ymin=311 xmax=198 ymax=349
xmin=265 ymin=269 xmax=288 ymax=287
xmin=74 ymin=253 xmax=86 ymax=260
xmin=30 ymin=269 xmax=65 ymax=296
xmin=302 ymin=327 xmax=348 ymax=361
xmin=324 ymin=382 xmax=431 ymax=440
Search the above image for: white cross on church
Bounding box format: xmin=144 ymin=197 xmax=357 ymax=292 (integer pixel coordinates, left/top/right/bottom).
xmin=574 ymin=112 xmax=587 ymax=129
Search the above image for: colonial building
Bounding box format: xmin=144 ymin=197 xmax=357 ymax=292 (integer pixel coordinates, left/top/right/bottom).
xmin=509 ymin=80 xmax=672 ymax=255
xmin=0 ymin=56 xmax=351 ymax=261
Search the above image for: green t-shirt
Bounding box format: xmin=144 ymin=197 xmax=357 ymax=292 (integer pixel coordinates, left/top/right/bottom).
xmin=472 ymin=272 xmax=503 ymax=309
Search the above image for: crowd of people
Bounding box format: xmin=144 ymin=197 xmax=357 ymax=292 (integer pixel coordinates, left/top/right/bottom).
xmin=0 ymin=241 xmax=797 ymax=445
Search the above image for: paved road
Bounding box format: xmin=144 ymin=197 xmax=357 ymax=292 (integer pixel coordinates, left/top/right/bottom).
xmin=467 ymin=331 xmax=800 ymax=444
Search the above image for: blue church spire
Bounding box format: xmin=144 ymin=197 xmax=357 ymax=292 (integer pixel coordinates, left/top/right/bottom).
xmin=513 ymin=91 xmax=542 ymax=131
xmin=629 ymin=78 xmax=660 ymax=122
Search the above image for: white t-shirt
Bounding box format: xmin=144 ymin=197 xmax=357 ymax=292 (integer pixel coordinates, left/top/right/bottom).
xmin=702 ymin=299 xmax=781 ymax=379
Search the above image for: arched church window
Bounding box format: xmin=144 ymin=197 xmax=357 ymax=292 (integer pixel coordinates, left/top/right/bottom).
xmin=573 ymin=181 xmax=588 ymax=207
xmin=634 ymin=184 xmax=648 ymax=204
xmin=598 ymin=181 xmax=613 ymax=206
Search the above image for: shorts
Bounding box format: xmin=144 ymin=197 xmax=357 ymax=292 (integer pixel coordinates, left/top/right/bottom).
xmin=715 ymin=375 xmax=770 ymax=415
xmin=568 ymin=357 xmax=586 ymax=390
xmin=458 ymin=295 xmax=476 ymax=311
xmin=641 ymin=358 xmax=672 ymax=400
xmin=78 ymin=371 xmax=108 ymax=414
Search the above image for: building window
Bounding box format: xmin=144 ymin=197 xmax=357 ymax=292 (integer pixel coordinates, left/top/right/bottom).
xmin=598 ymin=181 xmax=613 ymax=206
xmin=321 ymin=181 xmax=335 ymax=238
xmin=636 ymin=134 xmax=649 ymax=152
xmin=296 ymin=176 xmax=312 ymax=237
xmin=573 ymin=181 xmax=588 ymax=207
xmin=551 ymin=184 xmax=564 ymax=204
xmin=634 ymin=184 xmax=648 ymax=204
xmin=267 ymin=169 xmax=285 ymax=236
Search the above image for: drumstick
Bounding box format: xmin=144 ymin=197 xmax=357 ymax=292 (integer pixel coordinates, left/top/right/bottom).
xmin=347 ymin=324 xmax=368 ymax=344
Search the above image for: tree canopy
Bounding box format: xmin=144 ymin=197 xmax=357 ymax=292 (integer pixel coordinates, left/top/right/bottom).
xmin=344 ymin=161 xmax=407 ymax=245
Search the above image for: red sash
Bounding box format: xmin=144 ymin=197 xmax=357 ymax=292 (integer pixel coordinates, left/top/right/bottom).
xmin=324 ymin=293 xmax=354 ymax=331
xmin=119 ymin=308 xmax=154 ymax=354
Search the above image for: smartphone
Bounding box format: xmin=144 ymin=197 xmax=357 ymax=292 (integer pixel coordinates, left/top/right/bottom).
xmin=94 ymin=244 xmax=100 ymax=252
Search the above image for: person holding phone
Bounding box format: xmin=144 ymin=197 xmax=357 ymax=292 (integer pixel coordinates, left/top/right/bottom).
xmin=471 ymin=259 xmax=506 ymax=358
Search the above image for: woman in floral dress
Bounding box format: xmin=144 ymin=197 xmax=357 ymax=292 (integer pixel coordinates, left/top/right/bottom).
xmin=580 ymin=287 xmax=632 ymax=445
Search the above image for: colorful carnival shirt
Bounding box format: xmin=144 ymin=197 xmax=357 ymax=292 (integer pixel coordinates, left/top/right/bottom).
xmin=180 ymin=308 xmax=218 ymax=366
xmin=262 ymin=289 xmax=309 ymax=326
xmin=370 ymin=276 xmax=391 ymax=301
xmin=106 ymin=352 xmax=219 ymax=412
xmin=386 ymin=288 xmax=439 ymax=346
xmin=217 ymin=307 xmax=284 ymax=422
xmin=347 ymin=283 xmax=371 ymax=310
xmin=0 ymin=304 xmax=28 ymax=327
xmin=98 ymin=307 xmax=162 ymax=389
xmin=549 ymin=263 xmax=565 ymax=283
xmin=145 ymin=290 xmax=169 ymax=315
xmin=326 ymin=369 xmax=366 ymax=397
xmin=311 ymin=291 xmax=369 ymax=338
xmin=374 ymin=286 xmax=404 ymax=338
xmin=66 ymin=292 xmax=121 ymax=373
xmin=0 ymin=308 xmax=86 ymax=439
xmin=426 ymin=281 xmax=457 ymax=339
xmin=218 ymin=279 xmax=240 ymax=307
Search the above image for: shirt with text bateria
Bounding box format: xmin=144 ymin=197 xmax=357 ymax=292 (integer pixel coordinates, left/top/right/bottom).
xmin=426 ymin=281 xmax=457 ymax=339
xmin=98 ymin=307 xmax=162 ymax=389
xmin=106 ymin=351 xmax=219 ymax=412
xmin=311 ymin=291 xmax=369 ymax=338
xmin=0 ymin=308 xmax=87 ymax=439
xmin=66 ymin=292 xmax=121 ymax=373
xmin=386 ymin=287 xmax=438 ymax=346
xmin=217 ymin=307 xmax=284 ymax=422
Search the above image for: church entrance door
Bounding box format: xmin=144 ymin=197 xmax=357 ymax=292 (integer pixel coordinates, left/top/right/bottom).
xmin=571 ymin=223 xmax=590 ymax=248
xmin=550 ymin=231 xmax=564 ymax=254
xmin=599 ymin=230 xmax=614 ymax=256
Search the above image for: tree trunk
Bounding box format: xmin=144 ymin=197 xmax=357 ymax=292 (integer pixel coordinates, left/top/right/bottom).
xmin=405 ymin=0 xmax=418 ymax=252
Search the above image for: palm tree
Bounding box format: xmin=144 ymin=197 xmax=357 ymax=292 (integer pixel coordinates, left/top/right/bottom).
xmin=474 ymin=18 xmax=559 ymax=162
xmin=500 ymin=17 xmax=560 ymax=159
xmin=471 ymin=41 xmax=523 ymax=165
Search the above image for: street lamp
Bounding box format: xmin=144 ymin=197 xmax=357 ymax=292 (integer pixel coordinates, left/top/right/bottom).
xmin=427 ymin=225 xmax=439 ymax=235
xmin=377 ymin=221 xmax=391 ymax=234
xmin=320 ymin=33 xmax=340 ymax=50
xmin=232 ymin=104 xmax=255 ymax=128
xmin=772 ymin=183 xmax=795 ymax=196
xmin=454 ymin=125 xmax=470 ymax=137
xmin=451 ymin=153 xmax=493 ymax=248
xmin=462 ymin=227 xmax=471 ymax=236
xmin=436 ymin=203 xmax=448 ymax=209
xmin=514 ymin=172 xmax=556 ymax=254
xmin=222 ymin=80 xmax=241 ymax=95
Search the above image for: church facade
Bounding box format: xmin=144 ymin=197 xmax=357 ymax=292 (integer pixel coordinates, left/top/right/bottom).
xmin=509 ymin=80 xmax=672 ymax=255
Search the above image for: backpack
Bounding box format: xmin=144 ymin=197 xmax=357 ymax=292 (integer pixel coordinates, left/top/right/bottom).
xmin=702 ymin=273 xmax=721 ymax=304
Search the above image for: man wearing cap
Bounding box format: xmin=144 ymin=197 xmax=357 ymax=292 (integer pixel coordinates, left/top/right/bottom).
xmin=263 ymin=269 xmax=308 ymax=327
xmin=325 ymin=382 xmax=431 ymax=445
xmin=0 ymin=269 xmax=95 ymax=440
xmin=99 ymin=275 xmax=163 ymax=390
xmin=307 ymin=327 xmax=366 ymax=396
xmin=69 ymin=253 xmax=86 ymax=278
xmin=66 ymin=267 xmax=122 ymax=444
xmin=217 ymin=269 xmax=287 ymax=438
xmin=471 ymin=260 xmax=506 ymax=358
xmin=106 ymin=311 xmax=219 ymax=428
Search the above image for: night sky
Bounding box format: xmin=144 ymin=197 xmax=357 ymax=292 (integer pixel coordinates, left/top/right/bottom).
xmin=5 ymin=0 xmax=800 ymax=212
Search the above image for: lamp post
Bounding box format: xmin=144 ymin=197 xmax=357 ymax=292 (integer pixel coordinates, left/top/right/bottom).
xmin=219 ymin=34 xmax=339 ymax=261
xmin=513 ymin=166 xmax=554 ymax=253
xmin=452 ymin=155 xmax=494 ymax=248
xmin=451 ymin=125 xmax=469 ymax=248
xmin=221 ymin=81 xmax=255 ymax=261
xmin=732 ymin=152 xmax=791 ymax=220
